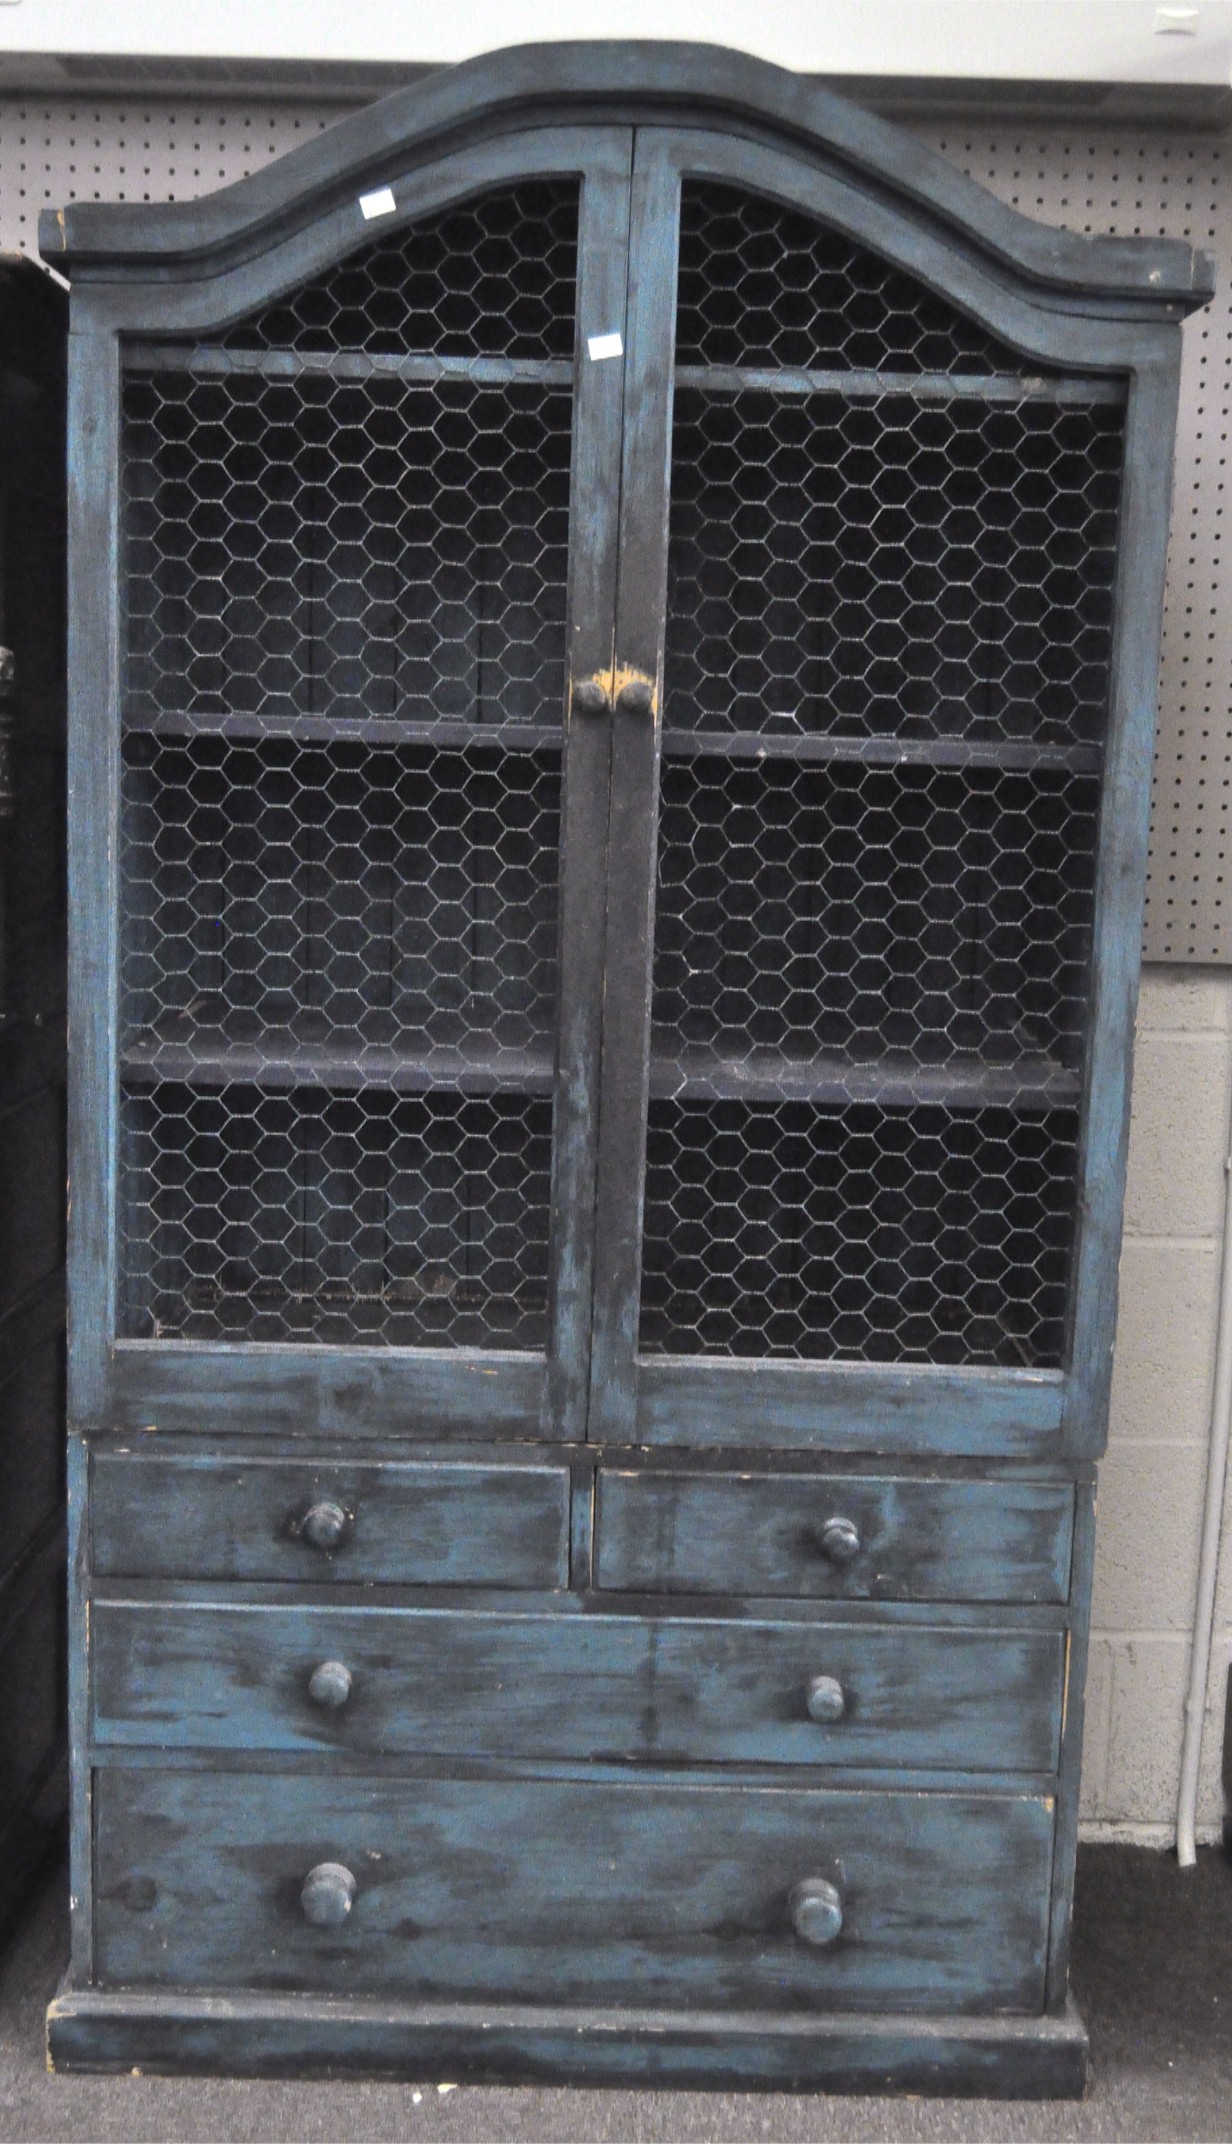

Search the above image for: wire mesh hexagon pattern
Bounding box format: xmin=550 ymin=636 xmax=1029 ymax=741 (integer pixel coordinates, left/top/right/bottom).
xmin=637 ymin=178 xmax=1126 ymax=1373
xmin=115 ymin=178 xmax=579 ymax=1347
xmin=674 ymin=177 xmax=1054 ymax=375
xmin=121 ymin=1083 xmax=554 ymax=1346
xmin=225 ymin=177 xmax=580 ymax=358
xmin=639 ymin=1097 xmax=1080 ymax=1367
xmin=663 ymin=386 xmax=1123 ymax=744
xmin=110 ymin=162 xmax=1128 ymax=1373
xmin=119 ymin=735 xmax=562 ymax=1071
xmin=651 ymin=757 xmax=1099 ymax=1075
xmin=122 ymin=373 xmax=573 ymax=726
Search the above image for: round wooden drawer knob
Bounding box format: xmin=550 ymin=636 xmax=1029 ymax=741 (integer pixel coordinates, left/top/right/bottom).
xmin=818 ymin=1515 xmax=861 ymax=1565
xmin=308 ymin=1659 xmax=353 ymax=1711
xmin=301 ymin=1500 xmax=351 ymax=1552
xmin=805 ymin=1674 xmax=846 ymax=1724
xmin=789 ymin=1877 xmax=844 ymax=1948
xmin=300 ymin=1862 xmax=356 ymax=1928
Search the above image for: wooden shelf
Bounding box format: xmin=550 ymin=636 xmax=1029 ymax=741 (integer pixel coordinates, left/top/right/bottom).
xmin=121 ymin=1016 xmax=1080 ymax=1112
xmin=659 ymin=725 xmax=1102 ymax=775
xmin=122 ymin=707 xmax=563 ymax=753
xmin=125 ymin=341 xmax=575 ymax=390
xmin=121 ymin=1020 xmax=556 ymax=1096
xmin=648 ymin=1038 xmax=1081 ymax=1110
xmin=122 ymin=705 xmax=1097 ymax=773
xmin=674 ymin=362 xmax=1127 ymax=407
xmin=141 ymin=1286 xmax=549 ymax=1351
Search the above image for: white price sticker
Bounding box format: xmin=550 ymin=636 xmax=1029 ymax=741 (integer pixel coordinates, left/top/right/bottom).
xmin=358 ymin=187 xmax=397 ymax=221
xmin=587 ymin=332 xmax=624 ymax=361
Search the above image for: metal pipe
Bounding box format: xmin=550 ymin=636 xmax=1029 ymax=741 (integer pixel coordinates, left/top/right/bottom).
xmin=1176 ymin=1103 xmax=1232 ymax=1866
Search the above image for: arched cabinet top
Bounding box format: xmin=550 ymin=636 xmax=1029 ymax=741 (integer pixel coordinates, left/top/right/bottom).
xmin=41 ymin=40 xmax=1214 ymax=320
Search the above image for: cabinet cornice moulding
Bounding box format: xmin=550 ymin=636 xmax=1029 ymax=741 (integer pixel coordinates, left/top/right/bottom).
xmin=37 ymin=40 xmax=1216 ymax=313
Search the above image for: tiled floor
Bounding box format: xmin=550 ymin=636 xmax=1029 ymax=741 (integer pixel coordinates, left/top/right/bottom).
xmin=0 ymin=1846 xmax=1227 ymax=2142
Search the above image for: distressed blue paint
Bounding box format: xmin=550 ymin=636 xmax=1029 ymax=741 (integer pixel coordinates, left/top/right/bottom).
xmin=629 ymin=1358 xmax=1065 ymax=1456
xmin=91 ymin=1600 xmax=1064 ymax=1772
xmin=90 ymin=1450 xmax=569 ymax=1586
xmin=596 ymin=1469 xmax=1075 ymax=1604
xmin=93 ymin=1766 xmax=1055 ymax=2014
xmin=1061 ymin=356 xmax=1186 ymax=1459
xmin=46 ymin=1984 xmax=1090 ymax=2095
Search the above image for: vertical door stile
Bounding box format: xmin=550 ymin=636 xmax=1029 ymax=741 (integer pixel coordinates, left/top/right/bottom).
xmin=587 ymin=135 xmax=681 ymax=1442
xmin=541 ymin=133 xmax=635 ymax=1439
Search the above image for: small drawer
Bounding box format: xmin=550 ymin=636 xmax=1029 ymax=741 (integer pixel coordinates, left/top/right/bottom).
xmin=92 ymin=1600 xmax=1064 ymax=1773
xmin=596 ymin=1469 xmax=1074 ymax=1604
xmin=90 ymin=1449 xmax=569 ymax=1588
xmin=95 ymin=1766 xmax=1053 ymax=2014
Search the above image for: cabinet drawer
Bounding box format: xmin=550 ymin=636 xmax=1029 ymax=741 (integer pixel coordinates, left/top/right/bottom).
xmin=92 ymin=1601 xmax=1064 ymax=1773
xmin=596 ymin=1470 xmax=1074 ymax=1604
xmin=95 ymin=1766 xmax=1053 ymax=2014
xmin=90 ymin=1451 xmax=569 ymax=1588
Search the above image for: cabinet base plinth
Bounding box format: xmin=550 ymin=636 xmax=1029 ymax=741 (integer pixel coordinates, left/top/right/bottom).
xmin=47 ymin=1980 xmax=1088 ymax=2097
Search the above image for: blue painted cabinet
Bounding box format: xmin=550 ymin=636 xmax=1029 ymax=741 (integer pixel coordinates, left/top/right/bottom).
xmin=44 ymin=44 xmax=1211 ymax=2094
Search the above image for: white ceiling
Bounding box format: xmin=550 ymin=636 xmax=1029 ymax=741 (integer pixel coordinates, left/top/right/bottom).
xmin=1 ymin=0 xmax=1230 ymax=83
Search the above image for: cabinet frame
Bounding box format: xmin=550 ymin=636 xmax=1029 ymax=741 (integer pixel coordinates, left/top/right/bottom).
xmin=45 ymin=46 xmax=1211 ymax=2090
xmin=60 ymin=67 xmax=1190 ymax=1461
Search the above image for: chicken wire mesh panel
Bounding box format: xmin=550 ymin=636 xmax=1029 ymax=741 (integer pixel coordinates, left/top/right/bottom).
xmin=651 ymin=757 xmax=1099 ymax=1084
xmin=639 ymin=1098 xmax=1079 ymax=1368
xmin=121 ymin=371 xmax=574 ymax=727
xmin=119 ymin=1083 xmax=553 ymax=1346
xmin=663 ymin=385 xmax=1124 ymax=744
xmin=639 ymin=176 xmax=1107 ymax=1372
xmin=113 ymin=174 xmax=581 ymax=1347
xmin=224 ymin=177 xmax=579 ymax=358
xmin=674 ymin=177 xmax=1060 ymax=376
xmin=119 ymin=734 xmax=562 ymax=1081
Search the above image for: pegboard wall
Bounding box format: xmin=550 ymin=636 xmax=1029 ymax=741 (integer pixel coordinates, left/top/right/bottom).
xmin=914 ymin=124 xmax=1231 ymax=964
xmin=0 ymin=94 xmax=1227 ymax=961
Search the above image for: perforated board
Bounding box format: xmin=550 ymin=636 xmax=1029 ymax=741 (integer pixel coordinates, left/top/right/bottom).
xmin=913 ymin=123 xmax=1231 ymax=962
xmin=0 ymin=93 xmax=1227 ymax=959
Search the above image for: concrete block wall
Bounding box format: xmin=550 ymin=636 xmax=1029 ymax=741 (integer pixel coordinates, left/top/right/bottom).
xmin=1084 ymin=968 xmax=1232 ymax=1843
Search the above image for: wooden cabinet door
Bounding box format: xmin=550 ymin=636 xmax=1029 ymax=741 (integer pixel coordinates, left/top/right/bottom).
xmin=587 ymin=128 xmax=1138 ymax=1458
xmin=84 ymin=129 xmax=634 ymax=1440
xmin=73 ymin=107 xmax=1167 ymax=1456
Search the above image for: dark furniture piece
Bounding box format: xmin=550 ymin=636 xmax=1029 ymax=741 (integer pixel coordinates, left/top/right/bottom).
xmin=42 ymin=44 xmax=1210 ymax=2093
xmin=0 ymin=257 xmax=67 ymax=1941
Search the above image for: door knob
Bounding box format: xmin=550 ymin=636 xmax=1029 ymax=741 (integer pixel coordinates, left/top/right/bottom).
xmin=614 ymin=678 xmax=654 ymax=718
xmin=571 ymin=679 xmax=610 ymax=718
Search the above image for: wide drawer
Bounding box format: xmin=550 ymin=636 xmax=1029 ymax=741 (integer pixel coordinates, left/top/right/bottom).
xmin=91 ymin=1600 xmax=1064 ymax=1773
xmin=95 ymin=1767 xmax=1054 ymax=2013
xmin=596 ymin=1469 xmax=1074 ymax=1604
xmin=90 ymin=1450 xmax=569 ymax=1588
